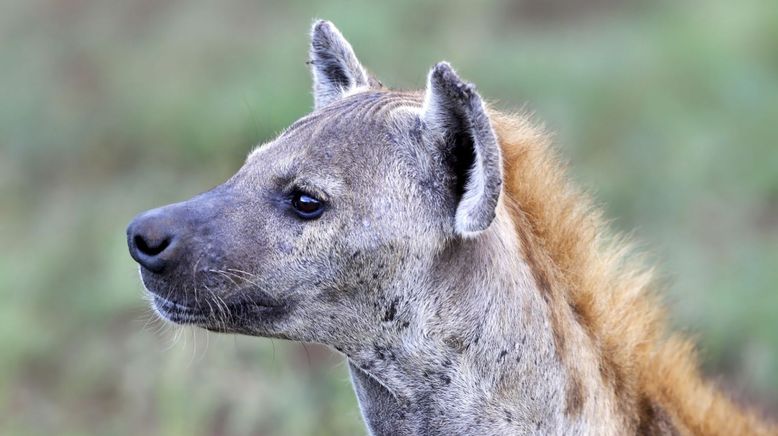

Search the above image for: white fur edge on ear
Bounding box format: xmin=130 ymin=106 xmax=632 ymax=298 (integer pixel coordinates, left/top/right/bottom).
xmin=455 ymin=151 xmax=490 ymax=238
xmin=309 ymin=19 xmax=370 ymax=109
xmin=455 ymin=97 xmax=501 ymax=238
xmin=422 ymin=62 xmax=503 ymax=238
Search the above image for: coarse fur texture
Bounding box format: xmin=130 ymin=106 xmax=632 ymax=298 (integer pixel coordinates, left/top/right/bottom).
xmin=493 ymin=112 xmax=777 ymax=435
xmin=309 ymin=20 xmax=379 ymax=109
xmin=421 ymin=62 xmax=503 ymax=236
xmin=126 ymin=20 xmax=777 ymax=435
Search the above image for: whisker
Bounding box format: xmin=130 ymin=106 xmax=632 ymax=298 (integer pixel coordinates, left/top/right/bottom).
xmin=225 ymin=268 xmax=258 ymax=279
xmin=209 ymin=269 xmax=244 ymax=289
xmin=162 ymin=325 xmax=181 ymax=352
xmin=204 ymin=284 xmax=230 ymax=332
xmin=192 ymin=251 xmax=207 ymax=307
xmin=221 ymin=269 xmax=261 ymax=288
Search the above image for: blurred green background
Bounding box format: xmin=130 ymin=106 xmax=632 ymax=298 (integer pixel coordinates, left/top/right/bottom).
xmin=1 ymin=0 xmax=776 ymax=434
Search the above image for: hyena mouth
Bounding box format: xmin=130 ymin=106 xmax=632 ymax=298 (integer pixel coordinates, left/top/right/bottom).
xmin=152 ymin=295 xmax=212 ymax=324
xmin=150 ymin=289 xmax=290 ymax=327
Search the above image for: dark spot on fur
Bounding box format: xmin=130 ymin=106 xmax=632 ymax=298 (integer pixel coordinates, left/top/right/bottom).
xmin=383 ymin=297 xmax=399 ymax=322
xmin=372 ymin=344 xmax=395 ymax=361
xmin=443 ymin=335 xmax=467 ymax=353
xmin=498 ymin=350 xmax=508 ymax=361
xmin=513 ymin=217 xmax=595 ymax=422
xmin=569 ymin=300 xmax=586 ymax=324
xmin=440 ymin=374 xmax=451 ymax=385
xmin=598 ymin=351 xmax=626 ymax=401
xmin=564 ymin=374 xmax=584 ymax=417
xmin=637 ymin=398 xmax=679 ymax=435
xmin=533 ymin=267 xmax=551 ymax=295
xmin=504 ymin=409 xmax=512 ymax=423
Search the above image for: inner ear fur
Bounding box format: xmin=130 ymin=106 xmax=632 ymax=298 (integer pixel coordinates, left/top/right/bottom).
xmin=309 ymin=20 xmax=371 ymax=109
xmin=421 ymin=62 xmax=503 ymax=237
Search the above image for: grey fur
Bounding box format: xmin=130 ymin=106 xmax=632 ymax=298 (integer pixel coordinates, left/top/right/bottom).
xmin=310 ymin=19 xmax=371 ymax=109
xmin=129 ymin=21 xmax=622 ymax=435
xmin=422 ymin=62 xmax=503 ymax=236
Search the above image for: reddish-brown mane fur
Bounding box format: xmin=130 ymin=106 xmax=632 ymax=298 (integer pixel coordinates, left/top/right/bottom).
xmin=491 ymin=111 xmax=775 ymax=435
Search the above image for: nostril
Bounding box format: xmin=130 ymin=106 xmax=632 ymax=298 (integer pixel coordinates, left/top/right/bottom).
xmin=127 ymin=209 xmax=182 ymax=273
xmin=134 ymin=234 xmax=171 ymax=257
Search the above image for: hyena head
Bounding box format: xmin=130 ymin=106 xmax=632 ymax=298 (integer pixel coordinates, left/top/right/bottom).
xmin=127 ymin=20 xmax=502 ymax=351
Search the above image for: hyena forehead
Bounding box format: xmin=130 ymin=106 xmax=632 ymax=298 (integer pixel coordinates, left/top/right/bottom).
xmin=246 ymin=91 xmax=433 ymax=184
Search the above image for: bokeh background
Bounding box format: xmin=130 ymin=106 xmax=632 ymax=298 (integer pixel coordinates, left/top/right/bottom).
xmin=1 ymin=0 xmax=777 ymax=434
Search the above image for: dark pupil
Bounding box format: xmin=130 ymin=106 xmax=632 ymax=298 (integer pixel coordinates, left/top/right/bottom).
xmin=294 ymin=194 xmax=320 ymax=213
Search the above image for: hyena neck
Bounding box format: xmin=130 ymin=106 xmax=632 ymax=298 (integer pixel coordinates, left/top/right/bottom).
xmin=347 ymin=206 xmax=587 ymax=435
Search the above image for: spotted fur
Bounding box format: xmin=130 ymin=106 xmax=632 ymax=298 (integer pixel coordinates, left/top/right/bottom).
xmin=128 ymin=20 xmax=777 ymax=436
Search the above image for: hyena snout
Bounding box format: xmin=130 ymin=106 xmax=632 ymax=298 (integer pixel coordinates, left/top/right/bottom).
xmin=127 ymin=188 xmax=241 ymax=280
xmin=127 ymin=206 xmax=185 ymax=274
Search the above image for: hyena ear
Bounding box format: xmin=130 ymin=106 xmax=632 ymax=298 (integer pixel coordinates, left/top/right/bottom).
xmin=421 ymin=62 xmax=503 ymax=237
xmin=309 ymin=20 xmax=371 ymax=109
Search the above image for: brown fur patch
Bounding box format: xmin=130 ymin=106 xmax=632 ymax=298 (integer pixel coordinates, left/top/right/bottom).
xmin=565 ymin=373 xmax=584 ymax=417
xmin=508 ymin=197 xmax=586 ymax=418
xmin=638 ymin=397 xmax=680 ymax=436
xmin=509 ymin=201 xmax=567 ymax=357
xmin=491 ymin=110 xmax=777 ymax=435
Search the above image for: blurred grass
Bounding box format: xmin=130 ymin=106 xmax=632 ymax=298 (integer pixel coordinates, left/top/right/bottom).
xmin=0 ymin=0 xmax=776 ymax=434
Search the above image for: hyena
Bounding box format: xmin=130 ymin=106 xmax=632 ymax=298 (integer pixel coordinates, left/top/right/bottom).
xmin=127 ymin=20 xmax=776 ymax=435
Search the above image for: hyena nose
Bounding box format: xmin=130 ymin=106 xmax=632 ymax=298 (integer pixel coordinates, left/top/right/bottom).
xmin=126 ymin=209 xmax=181 ymax=274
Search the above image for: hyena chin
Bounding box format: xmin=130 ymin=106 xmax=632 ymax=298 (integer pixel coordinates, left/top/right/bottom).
xmin=128 ymin=20 xmax=775 ymax=436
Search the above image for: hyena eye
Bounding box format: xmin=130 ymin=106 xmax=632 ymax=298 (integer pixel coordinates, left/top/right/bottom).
xmin=291 ymin=192 xmax=324 ymax=219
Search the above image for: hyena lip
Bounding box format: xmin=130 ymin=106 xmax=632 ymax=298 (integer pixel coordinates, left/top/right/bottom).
xmin=150 ymin=291 xmax=289 ymax=326
xmin=152 ymin=295 xmax=210 ymax=325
